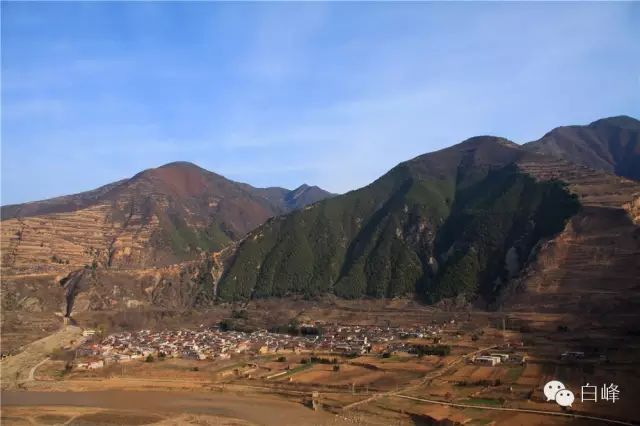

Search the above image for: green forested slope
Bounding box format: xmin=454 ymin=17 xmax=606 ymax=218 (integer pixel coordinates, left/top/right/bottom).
xmin=218 ymin=137 xmax=579 ymax=304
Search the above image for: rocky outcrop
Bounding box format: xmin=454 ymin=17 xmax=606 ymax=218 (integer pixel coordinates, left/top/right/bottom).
xmin=52 ymin=243 xmax=238 ymax=317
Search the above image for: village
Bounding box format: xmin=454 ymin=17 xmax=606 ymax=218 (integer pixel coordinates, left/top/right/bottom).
xmin=12 ymin=307 xmax=635 ymax=426
xmin=73 ymin=323 xmax=447 ymax=370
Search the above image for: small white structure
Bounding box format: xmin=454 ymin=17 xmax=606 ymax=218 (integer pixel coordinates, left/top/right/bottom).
xmin=490 ymin=353 xmax=510 ymax=362
xmin=88 ymin=360 xmax=104 ymax=369
xmin=117 ymin=354 xmax=133 ymax=363
xmin=474 ymin=356 xmax=500 ymax=366
xmin=76 ymin=359 xmax=104 ymax=370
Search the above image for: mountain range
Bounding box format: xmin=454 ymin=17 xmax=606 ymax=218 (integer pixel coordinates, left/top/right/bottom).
xmin=1 ymin=115 xmax=638 ymax=315
xmin=216 ymin=115 xmax=639 ymax=308
xmin=0 ymin=162 xmax=333 ymax=273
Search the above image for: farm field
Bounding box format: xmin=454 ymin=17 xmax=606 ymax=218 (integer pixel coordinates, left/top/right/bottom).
xmin=2 ymin=302 xmax=639 ymax=425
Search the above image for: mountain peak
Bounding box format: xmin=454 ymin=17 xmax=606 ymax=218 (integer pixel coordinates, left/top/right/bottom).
xmin=457 ymin=135 xmax=517 ymax=148
xmin=524 ymin=115 xmax=640 ymax=180
xmin=153 ymin=161 xmax=219 ymax=177
xmin=451 ymin=135 xmax=520 ymax=151
xmin=1 ymin=160 xmax=334 ymax=272
xmin=158 ymin=161 xmax=205 ymax=170
xmin=283 ymin=183 xmax=334 ymax=210
xmin=589 ymin=115 xmax=640 ymax=130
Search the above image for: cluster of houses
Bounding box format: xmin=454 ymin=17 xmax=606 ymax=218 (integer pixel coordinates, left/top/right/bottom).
xmin=74 ymin=323 xmax=443 ymax=370
xmin=323 ymin=324 xmax=441 ymax=354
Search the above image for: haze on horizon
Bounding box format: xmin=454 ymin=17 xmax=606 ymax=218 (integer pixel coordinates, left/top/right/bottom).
xmin=1 ymin=2 xmax=639 ymax=205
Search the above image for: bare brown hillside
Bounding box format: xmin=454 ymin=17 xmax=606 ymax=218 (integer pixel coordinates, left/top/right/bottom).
xmin=0 ymin=162 xmax=333 ymax=275
xmin=524 ymin=115 xmax=640 ymax=180
xmin=507 ymin=156 xmax=640 ymax=317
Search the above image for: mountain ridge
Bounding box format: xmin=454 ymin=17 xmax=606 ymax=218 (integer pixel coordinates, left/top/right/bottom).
xmin=0 ymin=161 xmax=333 ymax=274
xmin=216 ymin=120 xmax=639 ymax=308
xmin=2 ymin=116 xmax=638 ymax=317
xmin=523 ymin=115 xmax=640 ymax=180
xmin=1 ymin=161 xmax=333 ymax=219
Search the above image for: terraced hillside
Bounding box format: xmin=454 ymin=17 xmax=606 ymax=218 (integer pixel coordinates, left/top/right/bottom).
xmin=2 ymin=117 xmax=638 ymax=319
xmin=0 ymin=247 xmax=231 ymax=343
xmin=505 ymin=156 xmax=640 ymax=316
xmin=0 ymin=162 xmax=332 ymax=275
xmin=524 ymin=115 xmax=640 ymax=180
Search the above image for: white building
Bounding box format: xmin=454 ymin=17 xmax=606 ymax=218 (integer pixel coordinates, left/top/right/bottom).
xmin=474 ymin=356 xmax=500 ymax=366
xmin=490 ymin=353 xmax=510 ymax=362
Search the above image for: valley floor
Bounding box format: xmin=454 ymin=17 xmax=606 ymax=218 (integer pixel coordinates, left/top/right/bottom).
xmin=2 ymin=300 xmax=640 ymax=425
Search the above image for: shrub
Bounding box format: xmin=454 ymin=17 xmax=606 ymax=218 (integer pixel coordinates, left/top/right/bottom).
xmin=309 ymin=356 xmax=333 ymax=364
xmin=277 ymin=356 xmax=287 ymax=362
xmin=219 ymin=318 xmax=236 ymax=331
xmin=411 ymin=344 xmax=451 ymax=357
xmin=50 ymin=347 xmax=75 ymax=362
xmin=231 ymin=309 xmax=249 ymax=320
xmin=145 ymin=354 xmax=154 ymax=363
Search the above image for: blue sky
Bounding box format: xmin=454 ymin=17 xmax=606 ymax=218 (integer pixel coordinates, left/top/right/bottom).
xmin=1 ymin=2 xmax=639 ymax=205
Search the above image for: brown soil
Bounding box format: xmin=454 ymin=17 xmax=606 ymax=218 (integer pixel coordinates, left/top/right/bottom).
xmin=1 ymin=390 xmax=351 ymax=426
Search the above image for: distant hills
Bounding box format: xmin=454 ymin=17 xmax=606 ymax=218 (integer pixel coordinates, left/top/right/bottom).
xmin=0 ymin=162 xmax=333 ymax=273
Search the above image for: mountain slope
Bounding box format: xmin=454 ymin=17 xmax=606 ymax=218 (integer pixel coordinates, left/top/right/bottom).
xmin=523 ymin=115 xmax=640 ymax=180
xmin=0 ymin=162 xmax=333 ymax=274
xmin=502 ymin=154 xmax=640 ymax=315
xmin=5 ymin=118 xmax=638 ymax=317
xmin=217 ymin=137 xmax=588 ymax=303
xmin=218 ymin=122 xmax=640 ymax=306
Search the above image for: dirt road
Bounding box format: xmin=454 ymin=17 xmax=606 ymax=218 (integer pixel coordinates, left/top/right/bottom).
xmin=27 ymin=357 xmax=50 ymax=381
xmin=0 ymin=325 xmax=83 ymax=389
